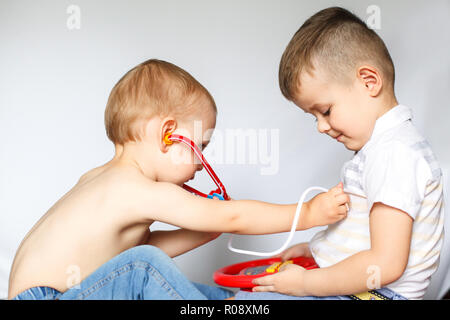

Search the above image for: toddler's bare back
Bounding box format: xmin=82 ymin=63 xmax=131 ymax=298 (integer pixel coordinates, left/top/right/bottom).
xmin=8 ymin=163 xmax=153 ymax=299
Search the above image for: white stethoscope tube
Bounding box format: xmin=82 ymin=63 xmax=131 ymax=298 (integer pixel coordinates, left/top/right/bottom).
xmin=227 ymin=186 xmax=329 ymax=257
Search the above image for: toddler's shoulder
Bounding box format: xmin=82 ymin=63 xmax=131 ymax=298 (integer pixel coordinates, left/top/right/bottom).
xmin=106 ymin=164 xmax=182 ymax=204
xmin=97 ymin=165 xmax=168 ymax=223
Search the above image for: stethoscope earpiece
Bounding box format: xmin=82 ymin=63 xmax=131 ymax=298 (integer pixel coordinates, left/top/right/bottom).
xmin=164 ymin=132 xmax=174 ymax=145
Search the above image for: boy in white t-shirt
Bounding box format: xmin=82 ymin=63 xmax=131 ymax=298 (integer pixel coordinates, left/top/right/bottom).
xmin=236 ymin=7 xmax=444 ymax=300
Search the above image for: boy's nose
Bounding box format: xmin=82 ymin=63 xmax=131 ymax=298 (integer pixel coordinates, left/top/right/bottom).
xmin=196 ymin=163 xmax=203 ymax=171
xmin=317 ymin=118 xmax=331 ymax=134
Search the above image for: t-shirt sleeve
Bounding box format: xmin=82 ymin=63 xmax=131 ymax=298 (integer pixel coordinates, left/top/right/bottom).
xmin=363 ymin=141 xmax=431 ymax=220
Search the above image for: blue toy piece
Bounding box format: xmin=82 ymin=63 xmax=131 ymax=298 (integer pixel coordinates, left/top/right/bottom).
xmin=207 ymin=193 xmax=225 ymax=200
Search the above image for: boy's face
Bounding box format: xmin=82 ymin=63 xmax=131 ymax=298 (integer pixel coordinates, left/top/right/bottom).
xmin=292 ymin=66 xmax=379 ymax=151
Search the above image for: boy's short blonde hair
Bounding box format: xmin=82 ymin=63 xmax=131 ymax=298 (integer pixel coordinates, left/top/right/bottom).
xmin=105 ymin=59 xmax=216 ymax=145
xmin=279 ymin=7 xmax=395 ymax=101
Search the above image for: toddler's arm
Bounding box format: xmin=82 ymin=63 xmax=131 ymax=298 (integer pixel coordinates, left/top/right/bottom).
xmin=145 ymin=229 xmax=220 ymax=258
xmin=253 ymin=202 xmax=413 ymax=296
xmin=128 ymin=177 xmax=349 ymax=235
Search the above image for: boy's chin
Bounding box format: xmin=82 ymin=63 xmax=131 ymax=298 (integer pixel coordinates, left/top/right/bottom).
xmin=341 ymin=139 xmax=362 ymax=152
xmin=345 ymin=145 xmax=358 ymax=151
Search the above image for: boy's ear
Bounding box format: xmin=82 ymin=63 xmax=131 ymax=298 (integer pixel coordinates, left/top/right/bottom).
xmin=356 ymin=65 xmax=382 ymax=97
xmin=159 ymin=117 xmax=177 ymax=153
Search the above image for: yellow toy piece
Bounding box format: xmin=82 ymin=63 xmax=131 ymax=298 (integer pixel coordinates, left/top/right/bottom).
xmin=265 ymin=260 xmax=293 ymax=273
xmin=265 ymin=262 xmax=282 ymax=273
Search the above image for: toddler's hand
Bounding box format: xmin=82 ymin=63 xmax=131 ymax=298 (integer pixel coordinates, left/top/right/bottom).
xmin=305 ymin=182 xmax=349 ymax=227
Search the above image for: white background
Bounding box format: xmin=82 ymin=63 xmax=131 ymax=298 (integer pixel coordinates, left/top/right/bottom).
xmin=1 ymin=0 xmax=449 ymax=299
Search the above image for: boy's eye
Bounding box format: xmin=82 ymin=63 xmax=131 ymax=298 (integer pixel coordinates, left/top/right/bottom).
xmin=313 ymin=107 xmax=331 ymax=122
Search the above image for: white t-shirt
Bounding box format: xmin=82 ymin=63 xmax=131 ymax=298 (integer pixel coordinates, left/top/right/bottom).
xmin=309 ymin=104 xmax=445 ymax=300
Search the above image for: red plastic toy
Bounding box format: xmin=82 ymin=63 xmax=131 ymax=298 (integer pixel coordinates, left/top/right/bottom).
xmin=165 ymin=133 xmax=230 ymax=200
xmin=213 ymin=256 xmax=318 ymax=290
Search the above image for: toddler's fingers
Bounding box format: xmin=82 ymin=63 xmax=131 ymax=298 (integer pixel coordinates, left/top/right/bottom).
xmin=338 ymin=205 xmax=348 ymax=215
xmin=335 ymin=193 xmax=350 ymax=205
xmin=330 ymin=182 xmax=344 ymax=195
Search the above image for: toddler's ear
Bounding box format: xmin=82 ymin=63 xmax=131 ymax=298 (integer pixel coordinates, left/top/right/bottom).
xmin=159 ymin=117 xmax=177 ymax=152
xmin=357 ymin=65 xmax=382 ymax=97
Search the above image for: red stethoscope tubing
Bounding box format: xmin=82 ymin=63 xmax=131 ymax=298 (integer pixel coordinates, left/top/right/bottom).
xmin=182 ymin=184 xmax=209 ymax=198
xmin=167 ymin=134 xmax=230 ymax=200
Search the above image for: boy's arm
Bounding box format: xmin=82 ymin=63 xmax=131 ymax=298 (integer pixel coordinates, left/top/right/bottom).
xmin=304 ymin=202 xmax=413 ymax=296
xmin=253 ymin=202 xmax=413 ymax=296
xmin=145 ymin=229 xmax=220 ymax=258
xmin=130 ymin=179 xmax=347 ymax=235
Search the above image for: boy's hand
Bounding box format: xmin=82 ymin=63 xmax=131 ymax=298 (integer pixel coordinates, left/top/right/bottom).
xmin=273 ymin=242 xmax=312 ymax=261
xmin=256 ymin=243 xmax=312 ymax=295
xmin=303 ymin=182 xmax=349 ymax=228
xmin=252 ymin=263 xmax=308 ymax=296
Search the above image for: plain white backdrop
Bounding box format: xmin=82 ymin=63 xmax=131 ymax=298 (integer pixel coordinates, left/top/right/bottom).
xmin=1 ymin=0 xmax=449 ymax=299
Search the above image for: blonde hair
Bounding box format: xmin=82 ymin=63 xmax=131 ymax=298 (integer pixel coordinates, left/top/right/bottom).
xmin=104 ymin=59 xmax=216 ymax=145
xmin=279 ymin=7 xmax=395 ymax=100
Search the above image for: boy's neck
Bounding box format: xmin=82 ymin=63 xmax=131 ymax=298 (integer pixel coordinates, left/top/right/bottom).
xmin=375 ymin=93 xmax=399 ymax=120
xmin=354 ymin=94 xmax=398 ymax=155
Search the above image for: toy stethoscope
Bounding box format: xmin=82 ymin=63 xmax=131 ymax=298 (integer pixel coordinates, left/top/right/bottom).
xmin=166 ymin=132 xmax=334 ymax=288
xmin=165 ymin=132 xmax=330 ymax=257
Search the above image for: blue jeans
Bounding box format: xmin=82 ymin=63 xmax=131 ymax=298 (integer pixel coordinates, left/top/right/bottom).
xmin=234 ymin=287 xmax=407 ymax=300
xmin=12 ymin=245 xmax=233 ymax=300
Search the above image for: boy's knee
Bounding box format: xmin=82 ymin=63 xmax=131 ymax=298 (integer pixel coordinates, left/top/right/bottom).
xmin=125 ymin=245 xmax=170 ymax=264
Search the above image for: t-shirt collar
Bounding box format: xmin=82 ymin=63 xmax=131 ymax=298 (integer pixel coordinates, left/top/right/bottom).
xmin=370 ymin=104 xmax=412 ymax=140
xmin=356 ymin=104 xmax=412 ymax=155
